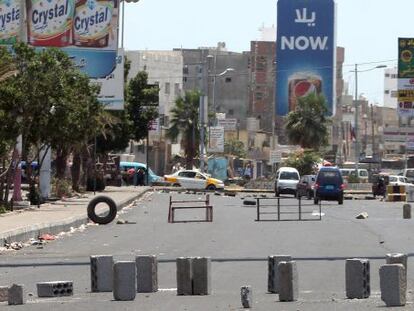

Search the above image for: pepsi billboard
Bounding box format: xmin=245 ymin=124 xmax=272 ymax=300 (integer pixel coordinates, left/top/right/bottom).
xmin=276 ymin=0 xmax=336 ymax=116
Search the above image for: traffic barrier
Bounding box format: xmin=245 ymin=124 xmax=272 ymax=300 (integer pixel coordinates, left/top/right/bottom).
xmin=403 ymin=204 xmax=412 ymax=219
xmin=136 ymin=255 xmax=158 ymax=293
xmin=37 ymin=281 xmax=73 ymax=297
xmin=176 ymin=257 xmax=211 ymax=295
xmin=386 ymin=253 xmax=407 ymax=278
xmin=386 ymin=185 xmax=406 ymax=202
xmin=8 ymin=284 xmax=25 ymax=305
xmin=113 ymin=261 xmax=136 ymax=301
xmin=278 ymin=261 xmax=298 ymax=302
xmin=241 ymin=286 xmax=252 ymax=308
xmin=91 ymin=255 xmax=113 ymax=292
xmin=168 ymin=195 xmax=213 ymax=223
xmin=268 ymin=255 xmax=291 ymax=293
xmin=406 ymin=187 xmax=414 ymax=202
xmin=0 ymin=286 xmax=8 ymax=302
xmin=380 ymin=264 xmax=406 ymax=307
xmin=176 ymin=257 xmax=193 ymax=295
xmin=346 ymin=259 xmax=370 ymax=299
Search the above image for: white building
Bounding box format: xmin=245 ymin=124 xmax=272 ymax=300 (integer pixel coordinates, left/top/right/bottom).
xmin=383 ymin=67 xmax=398 ymax=109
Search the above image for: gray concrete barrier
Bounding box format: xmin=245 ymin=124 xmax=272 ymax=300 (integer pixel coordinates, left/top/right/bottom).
xmin=113 ymin=261 xmax=136 ymax=301
xmin=8 ymin=284 xmax=25 ymax=305
xmin=278 ymin=261 xmax=298 ymax=302
xmin=386 ymin=253 xmax=407 ymax=277
xmin=176 ymin=257 xmax=193 ymax=295
xmin=136 ymin=255 xmax=158 ymax=293
xmin=380 ymin=264 xmax=406 ymax=307
xmin=241 ymin=285 xmax=252 ymax=308
xmin=345 ymin=259 xmax=370 ymax=299
xmin=37 ymin=281 xmax=73 ymax=297
xmin=268 ymin=255 xmax=291 ymax=294
xmin=403 ymin=204 xmax=412 ymax=219
xmin=193 ymin=257 xmax=211 ymax=295
xmin=91 ymin=255 xmax=113 ymax=292
xmin=0 ymin=286 xmax=8 ymax=302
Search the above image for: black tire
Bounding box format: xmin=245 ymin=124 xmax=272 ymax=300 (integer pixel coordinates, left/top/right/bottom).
xmin=172 ymin=183 xmax=180 ymax=187
xmin=87 ymin=196 xmax=117 ymax=225
xmin=206 ymin=184 xmax=216 ymax=191
xmin=338 ymin=195 xmax=344 ymax=205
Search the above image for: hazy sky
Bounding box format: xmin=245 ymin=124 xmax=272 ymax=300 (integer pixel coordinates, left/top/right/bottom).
xmin=123 ymin=0 xmax=411 ymax=105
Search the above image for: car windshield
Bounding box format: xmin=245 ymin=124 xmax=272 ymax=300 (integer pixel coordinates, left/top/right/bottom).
xmin=280 ymin=171 xmax=299 ymax=180
xmin=318 ymin=170 xmax=341 ymax=183
xmin=406 ymin=170 xmax=414 ymax=177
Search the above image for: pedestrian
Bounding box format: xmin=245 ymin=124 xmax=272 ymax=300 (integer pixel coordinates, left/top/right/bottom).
xmin=137 ymin=168 xmax=145 ymax=186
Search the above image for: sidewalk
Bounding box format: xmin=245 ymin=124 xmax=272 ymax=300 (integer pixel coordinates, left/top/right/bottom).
xmin=0 ymin=186 xmax=151 ymax=245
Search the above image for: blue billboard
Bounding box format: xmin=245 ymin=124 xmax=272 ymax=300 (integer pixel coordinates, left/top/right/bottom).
xmin=276 ymin=0 xmax=336 ymax=116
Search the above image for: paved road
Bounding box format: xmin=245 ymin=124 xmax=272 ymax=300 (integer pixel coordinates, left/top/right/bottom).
xmin=0 ymin=191 xmax=413 ymax=310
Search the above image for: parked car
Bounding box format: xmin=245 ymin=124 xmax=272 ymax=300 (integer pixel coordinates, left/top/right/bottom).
xmin=339 ymin=168 xmax=369 ymax=183
xmin=402 ymin=168 xmax=414 ymax=184
xmin=296 ymin=175 xmax=316 ymax=199
xmin=119 ymin=162 xmax=162 ymax=185
xmin=274 ymin=167 xmax=300 ymax=197
xmin=164 ymin=169 xmax=224 ymax=190
xmin=314 ymin=167 xmax=345 ymax=205
xmin=388 ymin=175 xmax=411 ymax=187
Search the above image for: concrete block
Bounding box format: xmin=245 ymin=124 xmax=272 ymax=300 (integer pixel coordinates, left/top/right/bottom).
xmin=8 ymin=284 xmax=25 ymax=305
xmin=193 ymin=257 xmax=211 ymax=295
xmin=37 ymin=281 xmax=73 ymax=297
xmin=136 ymin=255 xmax=158 ymax=293
xmin=241 ymin=285 xmax=252 ymax=308
xmin=345 ymin=259 xmax=370 ymax=299
xmin=380 ymin=264 xmax=406 ymax=307
xmin=91 ymin=255 xmax=113 ymax=292
xmin=278 ymin=261 xmax=298 ymax=302
xmin=0 ymin=286 xmax=8 ymax=302
xmin=268 ymin=255 xmax=291 ymax=293
xmin=386 ymin=253 xmax=407 ymax=277
xmin=403 ymin=204 xmax=412 ymax=219
xmin=176 ymin=257 xmax=193 ymax=295
xmin=113 ymin=261 xmax=136 ymax=301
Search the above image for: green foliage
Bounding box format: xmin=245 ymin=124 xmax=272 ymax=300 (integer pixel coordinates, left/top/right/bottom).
xmin=283 ymin=150 xmax=320 ymax=176
xmin=347 ymin=174 xmax=360 ymax=183
xmin=126 ymin=71 xmax=159 ymax=142
xmin=51 ymin=178 xmax=73 ymax=198
xmin=285 ymin=93 xmax=330 ymax=151
xmin=224 ymin=139 xmax=246 ymax=158
xmin=166 ymin=90 xmax=201 ymax=168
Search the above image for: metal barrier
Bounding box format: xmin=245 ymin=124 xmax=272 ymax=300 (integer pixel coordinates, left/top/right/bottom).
xmin=168 ymin=194 xmax=213 ymax=223
xmin=255 ymin=197 xmax=322 ymax=222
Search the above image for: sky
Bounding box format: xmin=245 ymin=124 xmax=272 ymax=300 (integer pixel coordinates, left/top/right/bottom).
xmin=123 ymin=0 xmax=413 ymax=105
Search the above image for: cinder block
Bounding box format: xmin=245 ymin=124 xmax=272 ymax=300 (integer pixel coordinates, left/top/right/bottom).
xmin=0 ymin=286 xmax=8 ymax=302
xmin=176 ymin=257 xmax=193 ymax=295
xmin=268 ymin=255 xmax=291 ymax=293
xmin=380 ymin=264 xmax=406 ymax=307
xmin=241 ymin=285 xmax=252 ymax=308
xmin=113 ymin=261 xmax=136 ymax=301
xmin=136 ymin=255 xmax=158 ymax=293
xmin=37 ymin=281 xmax=73 ymax=297
xmin=346 ymin=259 xmax=370 ymax=299
xmin=403 ymin=204 xmax=412 ymax=219
xmin=386 ymin=253 xmax=407 ymax=277
xmin=278 ymin=261 xmax=298 ymax=302
xmin=8 ymin=284 xmax=25 ymax=305
xmin=193 ymin=257 xmax=211 ymax=295
xmin=91 ymin=255 xmax=113 ymax=292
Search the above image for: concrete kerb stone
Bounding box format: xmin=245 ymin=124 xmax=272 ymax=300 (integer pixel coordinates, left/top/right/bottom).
xmin=0 ymin=286 xmax=8 ymax=302
xmin=345 ymin=258 xmax=370 ymax=299
xmin=91 ymin=255 xmax=114 ymax=292
xmin=380 ymin=264 xmax=406 ymax=307
xmin=278 ymin=261 xmax=298 ymax=302
xmin=8 ymin=284 xmax=25 ymax=305
xmin=113 ymin=261 xmax=137 ymax=301
xmin=37 ymin=281 xmax=73 ymax=297
xmin=268 ymin=255 xmax=292 ymax=294
xmin=136 ymin=255 xmax=158 ymax=293
xmin=0 ymin=188 xmax=151 ymax=246
xmin=241 ymin=285 xmax=252 ymax=308
xmin=386 ymin=253 xmax=408 ymax=278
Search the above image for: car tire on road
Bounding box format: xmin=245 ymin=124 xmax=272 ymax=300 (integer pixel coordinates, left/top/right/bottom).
xmin=338 ymin=196 xmax=344 ymax=205
xmin=87 ymin=196 xmax=118 ymax=225
xmin=206 ymin=184 xmax=216 ymax=191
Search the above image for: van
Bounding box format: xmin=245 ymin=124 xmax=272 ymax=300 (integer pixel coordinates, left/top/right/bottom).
xmin=274 ymin=167 xmax=300 ymax=197
xmin=339 ymin=168 xmax=369 ymax=182
xmin=402 ymin=169 xmax=414 ymax=184
xmin=314 ymin=167 xmax=345 ymax=205
xmin=119 ymin=162 xmax=162 ymax=185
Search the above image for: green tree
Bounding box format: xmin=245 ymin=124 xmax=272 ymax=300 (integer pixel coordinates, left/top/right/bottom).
xmin=224 ymin=139 xmax=246 ymax=158
xmin=126 ymin=71 xmax=159 ymax=142
xmin=283 ymin=150 xmax=320 ymax=176
xmin=285 ymin=93 xmax=330 ymax=151
xmin=166 ymin=90 xmax=201 ymax=169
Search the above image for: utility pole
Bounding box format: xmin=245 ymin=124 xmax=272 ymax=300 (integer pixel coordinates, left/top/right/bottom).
xmin=354 ymin=64 xmax=359 ymax=173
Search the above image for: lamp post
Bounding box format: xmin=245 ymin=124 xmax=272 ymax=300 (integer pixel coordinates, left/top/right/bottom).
xmin=352 ymin=64 xmax=386 ymax=173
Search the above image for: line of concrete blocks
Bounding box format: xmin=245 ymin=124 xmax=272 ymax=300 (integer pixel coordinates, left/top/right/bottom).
xmin=267 ymin=255 xmax=298 ymax=302
xmin=0 ymin=284 xmax=25 ymax=305
xmin=176 ymin=257 xmax=211 ymax=295
xmin=90 ymin=255 xmax=158 ymax=301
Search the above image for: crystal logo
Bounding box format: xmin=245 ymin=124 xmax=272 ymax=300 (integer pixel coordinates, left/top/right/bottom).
xmin=31 ymin=0 xmax=70 ymax=28
xmin=280 ymin=36 xmax=329 ymax=51
xmin=0 ymin=7 xmax=19 ymax=30
xmin=74 ymin=6 xmax=110 ymax=33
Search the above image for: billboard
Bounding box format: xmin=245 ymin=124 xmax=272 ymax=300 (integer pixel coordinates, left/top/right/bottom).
xmin=276 ymin=0 xmax=336 ymax=116
xmin=0 ymin=0 xmax=119 ymax=79
xmin=398 ymin=38 xmax=414 ymax=117
xmin=208 ymin=127 xmax=224 ymax=153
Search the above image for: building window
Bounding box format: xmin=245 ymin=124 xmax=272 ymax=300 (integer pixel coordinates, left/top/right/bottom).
xmin=225 ymin=77 xmax=232 ymax=83
xmin=165 ymin=82 xmax=170 ymax=94
xmin=183 ymin=66 xmax=189 ymax=75
xmin=385 ymin=73 xmax=390 ymax=78
xmin=391 ymin=74 xmax=397 ymax=79
xmin=384 ymin=90 xmax=390 ymax=94
xmin=255 ymin=92 xmax=263 ymax=101
xmin=183 ymin=77 xmax=187 ymax=83
xmin=228 ymin=109 xmax=234 ymax=116
xmin=174 ymin=83 xmax=180 ymax=95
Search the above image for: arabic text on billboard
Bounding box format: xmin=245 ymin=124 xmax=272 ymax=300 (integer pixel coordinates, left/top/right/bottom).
xmin=0 ymin=0 xmax=119 ymax=78
xmin=398 ymin=38 xmax=414 ymax=117
xmin=276 ymin=0 xmax=335 ymax=116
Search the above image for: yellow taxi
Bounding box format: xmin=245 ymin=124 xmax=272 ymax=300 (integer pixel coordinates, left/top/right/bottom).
xmin=164 ymin=170 xmax=224 ymax=190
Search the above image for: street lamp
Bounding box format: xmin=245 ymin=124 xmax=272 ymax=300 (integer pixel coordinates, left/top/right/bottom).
xmin=352 ymin=64 xmax=387 ymax=173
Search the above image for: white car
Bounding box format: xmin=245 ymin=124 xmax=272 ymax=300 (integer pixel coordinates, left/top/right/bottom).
xmin=388 ymin=175 xmax=412 ymax=187
xmin=164 ymin=170 xmax=224 ymax=190
xmin=274 ymin=167 xmax=300 ymax=197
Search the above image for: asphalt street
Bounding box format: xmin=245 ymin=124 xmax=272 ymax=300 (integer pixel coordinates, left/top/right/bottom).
xmin=0 ymin=190 xmax=414 ymax=310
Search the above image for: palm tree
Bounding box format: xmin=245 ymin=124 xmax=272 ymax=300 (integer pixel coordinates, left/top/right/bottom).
xmin=285 ymin=93 xmax=330 ymax=150
xmin=166 ymin=90 xmax=201 ymax=169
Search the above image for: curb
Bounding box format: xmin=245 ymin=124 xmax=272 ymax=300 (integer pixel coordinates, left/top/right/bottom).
xmin=0 ymin=189 xmax=152 ymax=246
